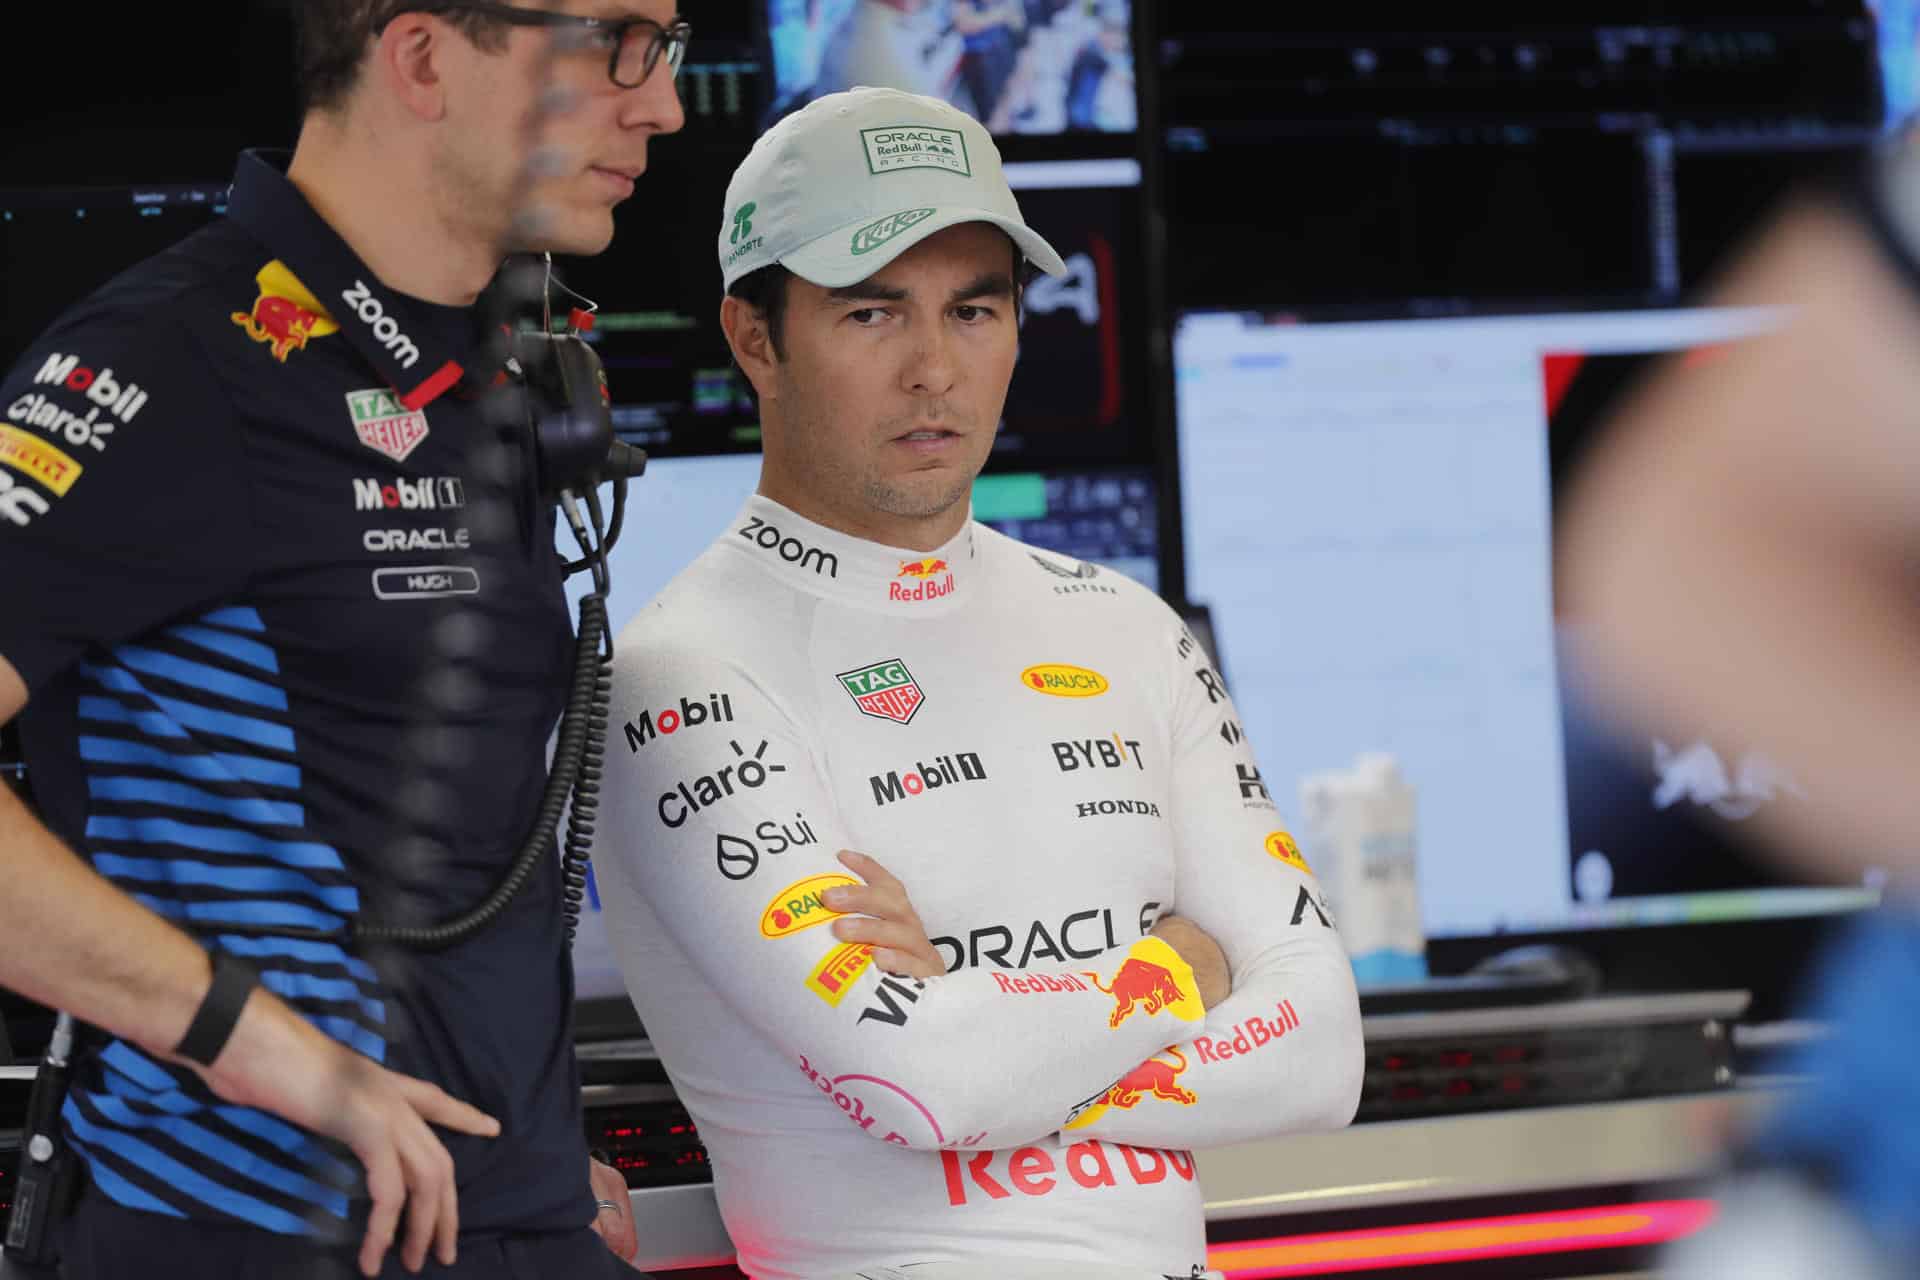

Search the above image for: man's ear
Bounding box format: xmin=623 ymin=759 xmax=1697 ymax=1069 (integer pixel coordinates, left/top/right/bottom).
xmin=720 ymin=295 xmax=780 ymax=403
xmin=372 ymin=13 xmax=452 ymax=122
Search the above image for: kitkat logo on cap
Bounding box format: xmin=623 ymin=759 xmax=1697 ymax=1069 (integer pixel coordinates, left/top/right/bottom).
xmin=852 ymin=207 xmax=937 ymax=256
xmin=1021 ymin=664 xmax=1109 ymax=698
xmin=761 ymin=873 xmax=857 ymax=939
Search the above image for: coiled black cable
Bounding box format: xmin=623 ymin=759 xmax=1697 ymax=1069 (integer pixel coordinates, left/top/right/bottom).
xmin=559 ymin=593 xmax=611 ymax=944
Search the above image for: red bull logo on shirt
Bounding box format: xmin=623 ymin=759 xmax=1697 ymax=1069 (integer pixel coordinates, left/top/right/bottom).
xmin=232 ymin=260 xmax=340 ymax=363
xmin=890 ymin=558 xmax=955 ymax=603
xmin=1083 ymin=937 xmax=1204 ymax=1029
xmin=1063 ymin=1049 xmax=1198 ymax=1131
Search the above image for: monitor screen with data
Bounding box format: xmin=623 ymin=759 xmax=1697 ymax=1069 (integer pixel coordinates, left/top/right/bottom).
xmin=1173 ymin=305 xmax=1886 ymax=942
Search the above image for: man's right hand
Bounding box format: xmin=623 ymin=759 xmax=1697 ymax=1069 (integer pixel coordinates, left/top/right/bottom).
xmin=187 ymin=982 xmax=500 ymax=1277
xmin=1151 ymin=914 xmax=1232 ymax=1009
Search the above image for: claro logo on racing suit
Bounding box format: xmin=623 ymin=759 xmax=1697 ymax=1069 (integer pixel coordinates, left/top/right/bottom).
xmin=931 ymin=902 xmax=1160 ymax=973
xmin=624 ymin=694 xmax=735 ymax=751
xmin=715 ymin=811 xmax=818 ymax=881
xmin=1063 ymin=1049 xmax=1198 ymax=1131
xmin=738 ymin=515 xmax=838 ymax=578
xmin=940 ymin=1140 xmax=1197 ymax=1207
xmin=658 ymin=738 xmax=788 ymax=828
xmin=11 ymin=351 xmax=152 ymax=453
xmin=869 ymin=751 xmax=986 ymax=805
xmin=760 ymin=873 xmax=856 ymax=939
xmin=1021 ymin=664 xmax=1109 ymax=698
xmin=353 ymin=477 xmax=465 ymax=512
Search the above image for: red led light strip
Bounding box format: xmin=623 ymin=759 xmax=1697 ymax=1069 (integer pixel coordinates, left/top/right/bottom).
xmin=1208 ymin=1198 xmax=1717 ymax=1277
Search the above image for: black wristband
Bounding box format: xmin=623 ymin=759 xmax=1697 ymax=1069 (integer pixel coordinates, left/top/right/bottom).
xmin=175 ymin=950 xmax=260 ymax=1068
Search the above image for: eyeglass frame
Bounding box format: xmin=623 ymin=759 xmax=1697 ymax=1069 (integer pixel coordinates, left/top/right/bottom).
xmin=410 ymin=3 xmax=692 ymax=88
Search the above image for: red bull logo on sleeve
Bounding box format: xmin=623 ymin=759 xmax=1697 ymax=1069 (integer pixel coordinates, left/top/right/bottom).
xmin=1083 ymin=936 xmax=1204 ymax=1029
xmin=1265 ymin=829 xmax=1312 ymax=875
xmin=761 ymin=873 xmax=857 ymax=939
xmin=231 ymin=260 xmax=340 ymax=363
xmin=1063 ymin=1048 xmax=1198 ymax=1131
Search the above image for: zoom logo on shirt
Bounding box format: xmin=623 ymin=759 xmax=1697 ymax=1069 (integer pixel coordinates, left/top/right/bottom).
xmin=738 ymin=515 xmax=838 ymax=578
xmin=341 ymin=280 xmax=421 ymax=369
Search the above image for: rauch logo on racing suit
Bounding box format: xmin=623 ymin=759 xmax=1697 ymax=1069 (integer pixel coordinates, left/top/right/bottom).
xmin=869 ymin=752 xmax=986 ymax=805
xmin=1265 ymin=829 xmax=1312 ymax=875
xmin=625 ymin=693 xmax=735 ymax=751
xmin=760 ymin=873 xmax=856 ymax=939
xmin=1021 ymin=664 xmax=1109 ymax=698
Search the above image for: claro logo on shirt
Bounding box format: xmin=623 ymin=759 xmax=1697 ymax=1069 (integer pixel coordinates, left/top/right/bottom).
xmin=1021 ymin=664 xmax=1110 ymax=698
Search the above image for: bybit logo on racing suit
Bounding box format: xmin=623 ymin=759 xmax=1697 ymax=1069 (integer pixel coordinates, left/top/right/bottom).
xmin=1265 ymin=829 xmax=1312 ymax=874
xmin=353 ymin=476 xmax=465 ymax=512
xmin=623 ymin=693 xmax=735 ymax=752
xmin=1021 ymin=664 xmax=1109 ymax=698
xmin=13 ymin=351 xmax=152 ymax=454
xmin=1063 ymin=1049 xmax=1197 ymax=1131
xmin=738 ymin=514 xmax=838 ymax=578
xmin=232 ymin=260 xmax=340 ymax=362
xmin=760 ymin=873 xmax=857 ymax=939
xmin=1051 ymin=735 xmax=1143 ymax=772
xmin=889 ymin=557 xmax=954 ymax=603
xmin=715 ymin=811 xmax=819 ymax=882
xmin=869 ymin=751 xmax=986 ymax=806
xmin=838 ymin=657 xmax=925 ymax=725
xmin=658 ymin=738 xmax=788 ymax=828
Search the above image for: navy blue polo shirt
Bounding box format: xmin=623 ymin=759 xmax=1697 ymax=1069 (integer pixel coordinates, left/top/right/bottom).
xmin=0 ymin=151 xmax=592 ymax=1240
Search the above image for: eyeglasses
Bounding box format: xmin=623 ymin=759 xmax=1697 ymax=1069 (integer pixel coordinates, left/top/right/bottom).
xmin=418 ymin=4 xmax=691 ymax=88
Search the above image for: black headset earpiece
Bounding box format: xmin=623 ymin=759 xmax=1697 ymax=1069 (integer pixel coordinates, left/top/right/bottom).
xmin=514 ymin=315 xmax=618 ymax=497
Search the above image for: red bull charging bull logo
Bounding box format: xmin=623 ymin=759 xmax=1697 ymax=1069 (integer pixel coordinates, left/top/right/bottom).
xmin=890 ymin=557 xmax=955 ymax=603
xmin=232 ymin=260 xmax=340 ymax=363
xmin=1063 ymin=1048 xmax=1198 ymax=1131
xmin=1083 ymin=936 xmax=1204 ymax=1030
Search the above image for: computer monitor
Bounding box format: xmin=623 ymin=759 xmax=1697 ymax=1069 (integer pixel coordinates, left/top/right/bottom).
xmin=1171 ymin=305 xmax=1884 ymax=962
xmin=759 ymin=0 xmax=1137 ymax=139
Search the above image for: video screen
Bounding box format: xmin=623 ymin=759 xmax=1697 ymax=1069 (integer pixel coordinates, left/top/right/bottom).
xmin=761 ymin=0 xmax=1136 ymax=135
xmin=1172 ymin=306 xmax=1881 ymax=941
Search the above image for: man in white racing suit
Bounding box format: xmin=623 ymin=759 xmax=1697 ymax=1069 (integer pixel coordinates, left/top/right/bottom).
xmin=593 ymin=87 xmax=1365 ymax=1280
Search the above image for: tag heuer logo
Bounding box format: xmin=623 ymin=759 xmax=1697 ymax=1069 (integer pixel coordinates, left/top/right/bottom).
xmin=837 ymin=657 xmax=925 ymax=725
xmin=346 ymin=388 xmax=429 ymax=463
xmin=860 ymin=126 xmax=971 ymax=177
xmin=852 ymin=207 xmax=937 ymax=256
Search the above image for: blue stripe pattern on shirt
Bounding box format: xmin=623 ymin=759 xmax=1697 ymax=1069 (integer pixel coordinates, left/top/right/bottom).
xmin=79 ymin=666 xmax=295 ymax=750
xmin=92 ymin=854 xmax=359 ymax=913
xmin=200 ymin=606 xmax=265 ymax=633
xmin=78 ymin=737 xmax=301 ymax=789
xmin=86 ymin=776 xmax=304 ymax=826
xmin=111 ymin=646 xmax=290 ymax=712
xmin=85 ymin=815 xmax=343 ymax=870
xmin=131 ymin=892 xmax=346 ymax=934
xmin=64 ymin=1134 xmax=188 ymax=1219
xmin=166 ymin=624 xmax=280 ymax=673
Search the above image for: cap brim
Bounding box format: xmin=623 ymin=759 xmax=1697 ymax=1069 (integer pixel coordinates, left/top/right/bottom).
xmin=779 ymin=207 xmax=1069 ymax=289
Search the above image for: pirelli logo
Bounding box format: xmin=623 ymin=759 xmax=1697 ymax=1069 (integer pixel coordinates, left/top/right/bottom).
xmin=0 ymin=424 xmax=82 ymax=497
xmin=807 ymin=942 xmax=875 ymax=1006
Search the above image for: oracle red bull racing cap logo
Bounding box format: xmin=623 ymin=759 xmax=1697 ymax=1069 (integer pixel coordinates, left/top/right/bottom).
xmin=1084 ymin=936 xmax=1204 ymax=1029
xmin=231 ymin=260 xmax=340 ymax=363
xmin=837 ymin=657 xmax=925 ymax=725
xmin=1063 ymin=1048 xmax=1198 ymax=1131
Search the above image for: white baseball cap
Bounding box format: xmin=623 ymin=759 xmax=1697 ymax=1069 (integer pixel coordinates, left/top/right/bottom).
xmin=718 ymin=86 xmax=1069 ymax=291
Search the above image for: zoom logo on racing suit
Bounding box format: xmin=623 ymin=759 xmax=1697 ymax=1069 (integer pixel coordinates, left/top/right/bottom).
xmin=624 ymin=694 xmax=735 ymax=751
xmin=739 ymin=514 xmax=838 ymax=578
xmin=1051 ymin=735 xmax=1144 ymax=772
xmin=353 ymin=477 xmax=465 ymax=511
xmin=869 ymin=752 xmax=986 ymax=805
xmin=341 ymin=280 xmax=421 ymax=369
xmin=658 ymin=738 xmax=787 ymax=828
xmin=931 ymin=902 xmax=1159 ymax=972
xmin=715 ymin=811 xmax=819 ymax=881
